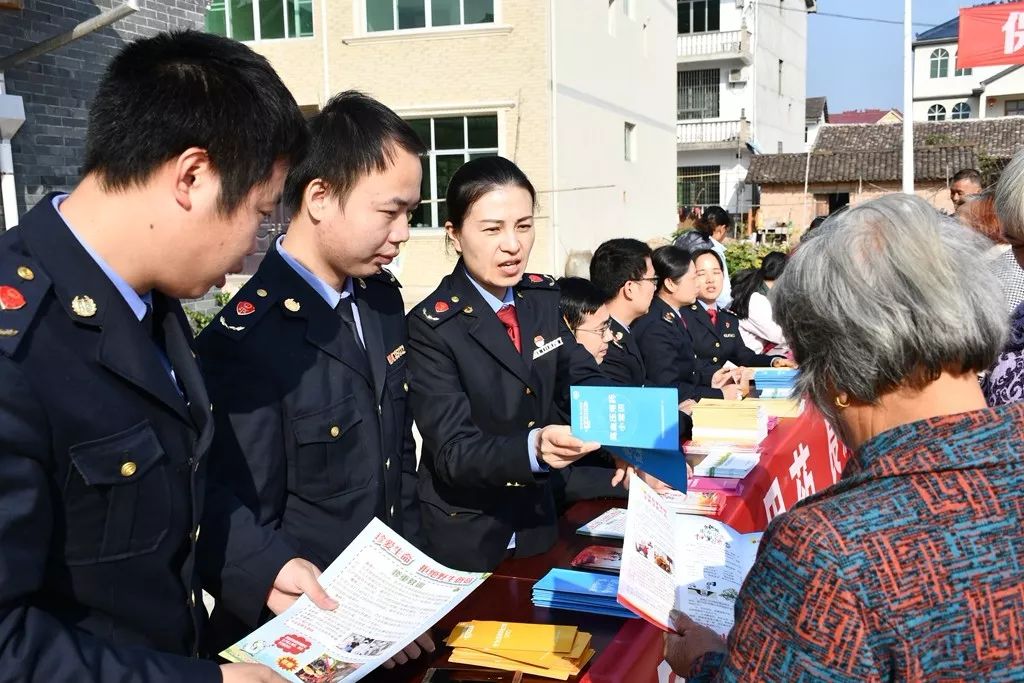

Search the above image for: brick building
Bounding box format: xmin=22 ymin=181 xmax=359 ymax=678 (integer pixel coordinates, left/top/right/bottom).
xmin=0 ymin=0 xmax=203 ymax=229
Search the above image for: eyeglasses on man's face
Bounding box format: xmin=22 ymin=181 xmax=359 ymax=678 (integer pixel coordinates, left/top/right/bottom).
xmin=631 ymin=277 xmax=659 ymax=285
xmin=574 ymin=321 xmax=612 ymax=336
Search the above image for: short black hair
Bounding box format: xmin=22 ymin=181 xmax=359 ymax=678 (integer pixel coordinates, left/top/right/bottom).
xmin=694 ymin=206 xmax=733 ymax=237
xmin=445 ymin=156 xmax=537 ymax=230
xmin=806 ymin=215 xmax=828 ymax=235
xmin=690 ymin=247 xmax=724 ymax=271
xmin=83 ymin=30 xmax=308 ymax=215
xmin=283 ymin=90 xmax=426 ymax=213
xmin=651 ymin=245 xmax=693 ymax=290
xmin=952 ymin=168 xmax=983 ymax=185
xmin=590 ymin=238 xmax=652 ymax=300
xmin=557 ymin=277 xmax=609 ymax=329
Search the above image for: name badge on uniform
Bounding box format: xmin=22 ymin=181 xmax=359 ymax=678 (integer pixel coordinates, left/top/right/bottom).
xmin=723 ymin=333 xmax=737 ymax=339
xmin=386 ymin=344 xmax=406 ymax=365
xmin=532 ymin=336 xmax=563 ymax=360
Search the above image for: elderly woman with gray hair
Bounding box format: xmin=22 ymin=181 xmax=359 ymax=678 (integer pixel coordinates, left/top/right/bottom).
xmin=994 ymin=149 xmax=1024 ymax=312
xmin=664 ymin=194 xmax=1024 ymax=681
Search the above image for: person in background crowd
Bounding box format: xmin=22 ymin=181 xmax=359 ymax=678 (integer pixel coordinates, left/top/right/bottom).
xmin=632 ymin=246 xmax=736 ymax=403
xmin=589 ymin=239 xmax=657 ymax=386
xmin=802 ymin=215 xmax=827 ymax=240
xmin=958 ymin=190 xmax=1008 ymax=253
xmin=984 ymin=301 xmax=1024 ymax=406
xmin=730 ymin=251 xmax=789 ymax=355
xmin=665 ymin=193 xmax=1023 ymax=682
xmin=674 ymin=206 xmax=733 ymax=307
xmin=551 ymin=277 xmax=625 ymax=508
xmin=196 ymin=92 xmax=433 ymax=666
xmin=950 ymin=167 xmax=983 ymax=212
xmin=0 ymin=31 xmax=332 ymax=683
xmin=994 ymin=150 xmax=1024 ymax=312
xmin=680 ymin=249 xmax=794 ymax=388
xmin=407 ymin=157 xmax=606 ymax=572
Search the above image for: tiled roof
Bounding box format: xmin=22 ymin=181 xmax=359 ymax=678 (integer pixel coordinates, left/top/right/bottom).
xmin=806 ymin=96 xmax=828 ymax=122
xmin=915 ymin=16 xmax=958 ymax=43
xmin=830 ymin=109 xmax=899 ymax=124
xmin=746 ymin=117 xmax=1024 ymax=184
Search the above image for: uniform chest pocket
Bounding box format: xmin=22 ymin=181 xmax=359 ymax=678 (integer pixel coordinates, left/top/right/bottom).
xmin=64 ymin=421 xmax=171 ymax=565
xmin=290 ymin=395 xmax=368 ymax=501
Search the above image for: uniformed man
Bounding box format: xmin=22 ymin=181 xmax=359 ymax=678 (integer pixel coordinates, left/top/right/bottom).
xmin=0 ymin=32 xmax=335 ymax=682
xmin=197 ymin=91 xmax=431 ymax=665
xmin=589 ymin=238 xmax=657 ymax=386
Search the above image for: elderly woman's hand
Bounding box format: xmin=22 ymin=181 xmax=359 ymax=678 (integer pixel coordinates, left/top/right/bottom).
xmin=664 ymin=610 xmax=727 ymax=676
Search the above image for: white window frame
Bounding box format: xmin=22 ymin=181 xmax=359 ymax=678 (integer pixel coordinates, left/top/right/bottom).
xmin=207 ymin=0 xmax=315 ymax=42
xmin=927 ymin=104 xmax=947 ymax=121
xmin=951 ymin=102 xmax=971 ymax=120
xmin=930 ymin=48 xmax=949 ymax=79
xmin=624 ymin=122 xmax=637 ymax=162
xmin=409 ymin=112 xmax=502 ymax=229
xmin=362 ymin=0 xmax=498 ymax=34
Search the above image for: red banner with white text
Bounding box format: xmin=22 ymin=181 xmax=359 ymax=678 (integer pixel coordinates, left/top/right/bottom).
xmin=958 ymin=2 xmax=1024 ymax=69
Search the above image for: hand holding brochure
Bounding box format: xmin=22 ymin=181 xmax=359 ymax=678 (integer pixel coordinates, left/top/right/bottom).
xmin=221 ymin=518 xmax=488 ymax=682
xmin=617 ymin=474 xmax=763 ymax=636
xmin=570 ymin=385 xmax=687 ymax=492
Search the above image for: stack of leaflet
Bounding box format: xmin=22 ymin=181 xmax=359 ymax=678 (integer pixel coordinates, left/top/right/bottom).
xmin=532 ymin=568 xmax=638 ymax=620
xmin=689 ymin=400 xmax=768 ymax=447
xmin=752 ymin=368 xmax=799 ymax=399
xmin=447 ymin=621 xmax=596 ymax=680
xmin=691 ymin=444 xmax=760 ymax=480
xmin=659 ymin=489 xmax=724 ymax=515
xmin=575 ymin=508 xmax=627 ymax=540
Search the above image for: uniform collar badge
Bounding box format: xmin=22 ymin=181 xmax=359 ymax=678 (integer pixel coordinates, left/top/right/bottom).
xmin=434 ymin=300 xmax=449 ymax=313
xmin=236 ymin=301 xmax=256 ymax=316
xmin=284 ymin=298 xmax=301 ymax=313
xmin=70 ymin=294 xmax=96 ymax=317
xmin=0 ymin=285 xmax=27 ymax=311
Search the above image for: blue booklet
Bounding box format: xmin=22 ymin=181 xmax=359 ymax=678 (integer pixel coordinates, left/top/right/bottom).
xmin=570 ymin=386 xmax=687 ymax=492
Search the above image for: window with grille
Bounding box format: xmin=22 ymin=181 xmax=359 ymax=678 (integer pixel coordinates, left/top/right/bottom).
xmin=404 ymin=115 xmax=499 ymax=228
xmin=951 ymin=102 xmax=971 ymax=120
xmin=1006 ymin=99 xmax=1024 ymax=116
xmin=930 ymin=48 xmax=949 ymax=78
xmin=927 ymin=104 xmax=946 ymax=121
xmin=678 ymin=166 xmax=720 ymax=207
xmin=677 ymin=69 xmax=720 ymax=120
xmin=205 ymin=0 xmax=314 ymax=40
xmin=677 ymin=0 xmax=720 ymax=34
xmin=367 ymin=0 xmax=494 ymax=32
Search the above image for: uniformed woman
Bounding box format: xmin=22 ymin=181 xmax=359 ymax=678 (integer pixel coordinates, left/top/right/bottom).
xmin=407 ymin=156 xmax=605 ymax=572
xmin=679 ymin=249 xmax=795 ymax=387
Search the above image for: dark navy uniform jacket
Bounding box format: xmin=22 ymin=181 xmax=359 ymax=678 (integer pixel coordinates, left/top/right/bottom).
xmin=0 ymin=196 xmax=294 ymax=681
xmin=407 ymin=262 xmax=606 ymax=572
xmin=679 ymin=303 xmax=775 ymax=379
xmin=197 ymin=244 xmax=419 ymax=642
xmin=600 ymin=317 xmax=646 ymax=386
xmin=632 ymin=297 xmax=725 ymax=401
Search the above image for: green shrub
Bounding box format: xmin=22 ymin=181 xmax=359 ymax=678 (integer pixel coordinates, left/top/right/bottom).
xmin=185 ymin=291 xmax=232 ymax=335
xmin=723 ymin=242 xmax=789 ymax=275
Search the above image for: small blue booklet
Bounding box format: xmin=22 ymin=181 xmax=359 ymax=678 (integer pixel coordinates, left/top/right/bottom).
xmin=570 ymin=386 xmax=687 ymax=492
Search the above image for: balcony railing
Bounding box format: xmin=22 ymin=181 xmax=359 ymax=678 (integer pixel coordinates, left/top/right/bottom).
xmin=676 ymin=119 xmax=750 ymax=148
xmin=676 ymin=30 xmax=751 ymax=62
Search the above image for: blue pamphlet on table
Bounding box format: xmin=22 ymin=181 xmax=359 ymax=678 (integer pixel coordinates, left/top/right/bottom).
xmin=569 ymin=386 xmax=687 ymax=492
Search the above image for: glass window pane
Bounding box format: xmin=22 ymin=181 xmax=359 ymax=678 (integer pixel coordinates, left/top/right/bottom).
xmin=420 ymin=156 xmax=431 ymax=199
xmin=434 ymin=117 xmax=465 ymax=150
xmin=431 ymin=0 xmax=460 ymax=26
xmin=464 ymin=0 xmax=494 ymax=24
xmin=206 ymin=1 xmax=228 ymax=36
xmin=468 ymin=152 xmax=497 ymax=162
xmin=437 ymin=200 xmax=449 ymax=226
xmin=229 ymin=0 xmax=255 ymax=41
xmin=407 ymin=118 xmax=431 ymax=148
xmin=259 ymin=0 xmax=285 ymax=39
xmin=367 ymin=0 xmax=395 ymax=31
xmin=410 ymin=203 xmax=432 ymax=228
xmin=693 ymin=0 xmax=706 ymax=32
xmin=707 ymin=0 xmax=719 ymax=31
xmin=436 ymin=155 xmax=465 ymax=202
xmin=467 ymin=115 xmax=498 ymax=149
xmin=678 ymin=1 xmax=690 ymax=34
xmin=289 ymin=0 xmax=314 ymax=36
xmin=397 ymin=0 xmax=426 ymax=29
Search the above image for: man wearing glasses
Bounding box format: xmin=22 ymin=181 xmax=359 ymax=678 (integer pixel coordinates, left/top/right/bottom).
xmin=589 ymin=239 xmax=658 ymax=386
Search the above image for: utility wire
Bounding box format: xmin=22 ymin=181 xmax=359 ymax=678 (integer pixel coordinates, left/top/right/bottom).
xmin=749 ymin=2 xmax=937 ymax=28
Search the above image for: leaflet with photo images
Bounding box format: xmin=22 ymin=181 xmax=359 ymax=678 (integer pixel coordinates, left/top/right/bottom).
xmin=221 ymin=518 xmax=489 ymax=682
xmin=617 ymin=474 xmax=762 ymax=637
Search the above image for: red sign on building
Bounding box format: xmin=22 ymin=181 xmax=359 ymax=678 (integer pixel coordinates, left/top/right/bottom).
xmin=958 ymin=1 xmax=1024 ymax=69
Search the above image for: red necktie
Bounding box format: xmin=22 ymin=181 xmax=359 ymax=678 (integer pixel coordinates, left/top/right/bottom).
xmin=496 ymin=304 xmax=522 ymax=353
xmin=707 ymin=306 xmax=718 ymax=327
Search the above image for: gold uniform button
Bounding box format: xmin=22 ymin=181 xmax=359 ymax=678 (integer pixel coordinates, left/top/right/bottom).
xmin=451 ymin=295 xmax=460 ymax=303
xmin=527 ymin=420 xmax=536 ymax=428
xmin=403 ymin=382 xmax=409 ymax=392
xmin=120 ymin=461 xmax=137 ymax=477
xmin=17 ymin=266 xmax=34 ymax=281
xmin=714 ymin=342 xmax=721 ymax=348
xmin=256 ymin=288 xmax=268 ymax=297
xmin=329 ymin=425 xmax=341 ymax=438
xmin=712 ymin=356 xmax=719 ymax=363
xmin=525 ymin=387 xmax=533 ymax=396
xmin=385 ymin=458 xmax=391 ymax=470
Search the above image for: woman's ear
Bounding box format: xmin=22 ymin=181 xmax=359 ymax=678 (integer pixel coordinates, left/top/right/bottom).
xmin=445 ymin=222 xmax=462 ymax=254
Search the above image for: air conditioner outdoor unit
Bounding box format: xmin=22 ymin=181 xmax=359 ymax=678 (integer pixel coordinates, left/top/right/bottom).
xmin=728 ymin=68 xmax=747 ymax=84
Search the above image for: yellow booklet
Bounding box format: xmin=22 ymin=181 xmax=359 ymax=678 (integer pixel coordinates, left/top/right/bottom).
xmin=469 ymin=631 xmax=592 ymax=672
xmin=447 ymin=621 xmax=577 ymax=653
xmin=449 ymin=646 xmax=596 ymax=680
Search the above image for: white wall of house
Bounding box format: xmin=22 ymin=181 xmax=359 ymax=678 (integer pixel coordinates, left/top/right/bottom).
xmin=912 ymin=39 xmax=1003 ymax=120
xmin=751 ymin=0 xmax=809 ymax=154
xmin=551 ymin=0 xmax=677 ymax=261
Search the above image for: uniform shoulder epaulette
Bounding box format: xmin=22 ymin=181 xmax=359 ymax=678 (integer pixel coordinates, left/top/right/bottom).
xmin=366 ymin=268 xmax=401 ymax=288
xmin=207 ymin=278 xmax=278 ymax=341
xmin=0 ymin=255 xmax=50 ymax=357
xmin=517 ymin=273 xmax=558 ymax=290
xmin=416 ymin=291 xmax=463 ymax=328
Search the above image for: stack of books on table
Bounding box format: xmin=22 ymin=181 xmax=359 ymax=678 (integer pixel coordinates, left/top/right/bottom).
xmin=689 ymin=443 xmax=760 ymax=480
xmin=752 ymin=368 xmax=799 ymax=398
xmin=446 ymin=621 xmax=596 ymax=680
xmin=532 ymin=568 xmax=638 ymax=619
xmin=689 ymin=400 xmax=768 ymax=446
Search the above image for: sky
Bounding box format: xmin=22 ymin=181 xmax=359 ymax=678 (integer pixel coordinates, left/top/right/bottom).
xmin=807 ymin=0 xmax=993 ymax=113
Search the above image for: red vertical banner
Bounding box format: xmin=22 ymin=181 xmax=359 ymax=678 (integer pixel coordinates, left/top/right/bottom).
xmin=959 ymin=2 xmax=1024 ymax=69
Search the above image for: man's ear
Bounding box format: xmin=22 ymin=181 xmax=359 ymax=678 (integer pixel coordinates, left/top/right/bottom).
xmin=172 ymin=147 xmax=214 ymax=212
xmin=304 ymin=179 xmax=333 ymax=222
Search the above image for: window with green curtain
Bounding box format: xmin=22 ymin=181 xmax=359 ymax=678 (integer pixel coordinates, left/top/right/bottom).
xmin=366 ymin=0 xmax=395 ymax=31
xmin=205 ymin=0 xmax=228 ymax=35
xmin=259 ymin=0 xmax=285 ymax=39
xmin=229 ymin=0 xmax=255 ymax=41
xmin=464 ymin=0 xmax=494 ymax=23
